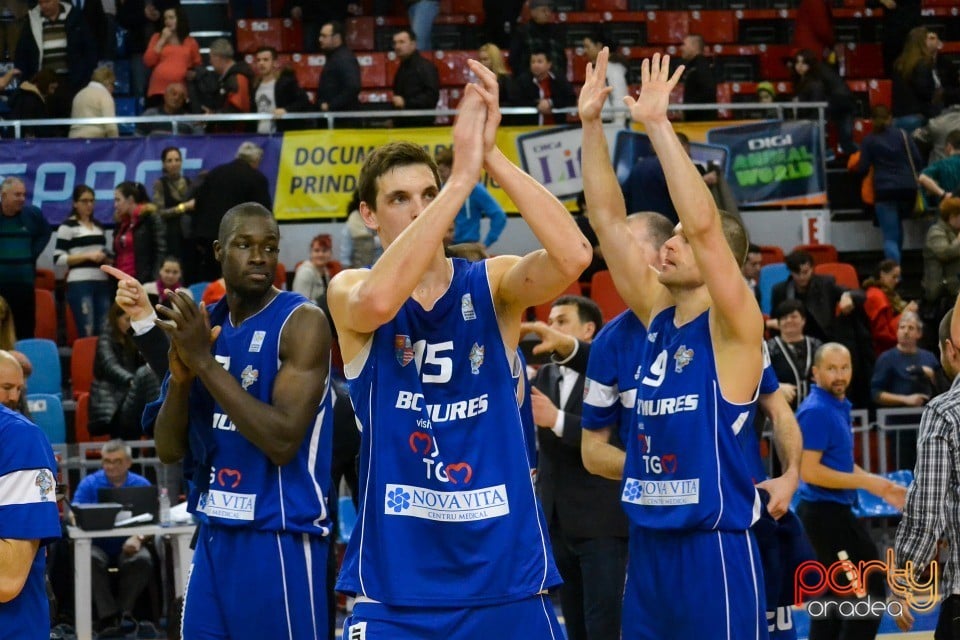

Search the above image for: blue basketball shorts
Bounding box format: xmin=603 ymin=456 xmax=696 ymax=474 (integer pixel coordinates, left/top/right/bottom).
xmin=622 ymin=527 xmax=768 ymax=640
xmin=181 ymin=523 xmax=329 ymax=640
xmin=342 ymin=594 xmax=563 ymax=640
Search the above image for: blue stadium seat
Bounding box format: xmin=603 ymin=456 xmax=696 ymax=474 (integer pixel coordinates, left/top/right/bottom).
xmin=115 ymin=97 xmax=139 ymax=135
xmin=188 ymin=281 xmax=210 ymax=302
xmin=27 ymin=393 xmax=67 ymax=445
xmin=15 ymin=338 xmax=62 ymax=398
xmin=758 ymin=262 xmax=790 ymax=316
xmin=337 ymin=496 xmax=357 ymax=545
xmin=853 ymin=469 xmax=913 ymax=518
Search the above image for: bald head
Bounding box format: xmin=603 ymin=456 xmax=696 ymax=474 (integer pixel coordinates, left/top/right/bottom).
xmin=814 ymin=342 xmax=850 ymax=367
xmin=0 ymin=350 xmax=25 ymax=411
xmin=812 ymin=342 xmax=852 ymax=399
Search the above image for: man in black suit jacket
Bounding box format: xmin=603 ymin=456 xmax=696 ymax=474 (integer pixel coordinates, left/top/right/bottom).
xmin=513 ymin=48 xmax=576 ymax=127
xmin=529 ymin=295 xmax=627 ymax=640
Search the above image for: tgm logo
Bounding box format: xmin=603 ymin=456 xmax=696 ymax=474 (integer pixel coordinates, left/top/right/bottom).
xmin=216 ymin=468 xmax=242 ymax=488
xmin=637 ymin=435 xmax=678 ymax=475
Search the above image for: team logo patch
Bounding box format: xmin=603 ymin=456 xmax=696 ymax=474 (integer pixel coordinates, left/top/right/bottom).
xmin=35 ymin=469 xmax=54 ymax=502
xmin=249 ymin=330 xmax=266 ymax=353
xmin=673 ymin=345 xmax=694 ymax=373
xmin=240 ymin=364 xmax=259 ymax=390
xmin=647 ymin=332 xmax=658 ymax=342
xmin=394 ymin=335 xmax=414 ymax=366
xmin=461 ymin=293 xmax=476 ymax=320
xmin=468 ymin=343 xmax=484 ymax=374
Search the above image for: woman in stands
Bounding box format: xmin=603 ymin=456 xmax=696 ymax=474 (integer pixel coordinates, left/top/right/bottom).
xmin=151 ymin=146 xmax=195 ymax=267
xmin=90 ymin=303 xmax=159 ymax=440
xmin=791 ymin=48 xmax=857 ymax=155
xmin=862 ymin=259 xmax=918 ymax=356
xmin=143 ymin=7 xmax=201 ymax=108
xmin=54 ymin=185 xmax=112 ymax=337
xmin=892 ymin=26 xmax=943 ymax=133
xmin=113 ymin=182 xmax=165 ymax=284
xmin=478 ymin=43 xmax=515 ymax=106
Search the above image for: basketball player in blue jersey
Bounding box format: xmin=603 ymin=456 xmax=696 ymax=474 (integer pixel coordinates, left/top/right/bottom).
xmin=152 ymin=203 xmax=335 ymax=640
xmin=327 ymin=63 xmax=592 ymax=639
xmin=579 ymin=49 xmax=770 ymax=638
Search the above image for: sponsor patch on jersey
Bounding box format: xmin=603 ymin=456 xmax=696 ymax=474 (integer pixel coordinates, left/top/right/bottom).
xmin=673 ymin=345 xmax=694 ymax=373
xmin=461 ymin=293 xmax=476 ymax=321
xmin=394 ymin=335 xmax=414 ymax=366
xmin=198 ymin=489 xmax=257 ymax=521
xmin=249 ymin=330 xmax=266 ymax=353
xmin=240 ymin=364 xmax=259 ymax=390
xmin=348 ymin=622 xmax=367 ymax=640
xmin=647 ymin=332 xmax=657 ymax=342
xmin=384 ymin=483 xmax=509 ymax=522
xmin=621 ymin=477 xmax=700 ymax=506
xmin=468 ymin=343 xmax=484 ymax=374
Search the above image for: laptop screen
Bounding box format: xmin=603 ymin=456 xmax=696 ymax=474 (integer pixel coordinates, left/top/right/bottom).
xmin=97 ymin=485 xmax=159 ymax=519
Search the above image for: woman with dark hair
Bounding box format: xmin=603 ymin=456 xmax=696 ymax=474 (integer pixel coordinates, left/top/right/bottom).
xmin=862 ymin=259 xmax=917 ymax=356
xmin=791 ymin=48 xmax=857 ymax=154
xmin=7 ymin=69 xmax=62 ymax=137
xmin=113 ymin=181 xmax=165 ymax=283
xmin=151 ymin=146 xmax=195 ymax=262
xmin=143 ymin=6 xmax=201 ymax=107
xmin=53 ymin=185 xmax=112 ymax=337
xmin=892 ymin=26 xmax=943 ymax=133
xmin=89 ymin=303 xmax=159 ymax=439
xmin=853 ymin=105 xmax=924 ymax=264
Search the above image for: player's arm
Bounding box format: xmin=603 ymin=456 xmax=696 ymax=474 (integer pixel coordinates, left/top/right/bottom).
xmin=579 ymin=48 xmax=668 ymax=324
xmin=755 ymin=389 xmax=801 ymax=518
xmin=327 ymin=85 xmax=487 ymax=358
xmin=0 ymin=538 xmax=39 ymax=603
xmin=582 ymin=427 xmax=625 ymax=480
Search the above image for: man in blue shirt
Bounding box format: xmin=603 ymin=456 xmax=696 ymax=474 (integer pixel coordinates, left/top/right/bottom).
xmin=796 ymin=342 xmax=908 ymax=638
xmin=0 ymin=351 xmax=60 ymax=640
xmin=436 ymin=147 xmax=508 ymax=250
xmin=72 ymin=439 xmax=154 ymax=633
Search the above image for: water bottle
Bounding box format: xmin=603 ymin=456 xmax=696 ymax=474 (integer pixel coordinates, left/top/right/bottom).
xmin=159 ymin=487 xmax=172 ymax=527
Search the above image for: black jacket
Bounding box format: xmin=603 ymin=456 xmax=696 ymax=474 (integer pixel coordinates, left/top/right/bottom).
xmin=508 ymin=21 xmax=567 ymax=78
xmin=14 ymin=2 xmax=97 ymax=92
xmin=680 ymin=54 xmax=717 ymax=121
xmin=893 ymin=60 xmax=943 ymax=120
xmin=393 ymin=52 xmax=440 ymax=127
xmin=252 ymin=68 xmax=313 ymax=131
xmin=193 ymin=159 xmax=272 ymax=240
xmin=513 ymin=71 xmax=576 ymax=126
xmin=316 ymin=44 xmax=361 ymax=112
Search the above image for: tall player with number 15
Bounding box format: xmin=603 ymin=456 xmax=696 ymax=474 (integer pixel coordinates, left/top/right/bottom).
xmin=328 ymin=62 xmax=591 ymax=638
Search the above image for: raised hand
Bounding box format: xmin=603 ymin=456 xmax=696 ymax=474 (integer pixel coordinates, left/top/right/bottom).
xmin=449 ymin=84 xmax=487 ymax=185
xmin=466 ymin=59 xmax=501 ymax=155
xmin=578 ymin=46 xmax=613 ymax=124
xmin=101 ymin=265 xmax=153 ymax=322
xmin=623 ymin=53 xmax=684 ymax=125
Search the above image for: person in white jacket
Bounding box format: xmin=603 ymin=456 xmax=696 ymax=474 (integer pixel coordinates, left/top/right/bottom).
xmin=583 ymin=30 xmax=629 ymax=126
xmin=69 ymin=65 xmax=118 ymax=138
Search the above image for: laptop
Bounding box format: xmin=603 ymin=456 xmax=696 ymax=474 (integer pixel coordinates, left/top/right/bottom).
xmin=97 ymin=485 xmax=159 ymax=523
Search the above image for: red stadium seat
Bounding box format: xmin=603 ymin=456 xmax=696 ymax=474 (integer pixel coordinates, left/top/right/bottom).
xmin=815 ymin=262 xmax=860 ymax=289
xmin=34 ymin=288 xmax=56 ymax=342
xmin=358 ymin=52 xmax=389 ymax=88
xmin=280 ymin=19 xmax=303 ymax=53
xmin=758 ymin=44 xmax=793 ymax=81
xmin=236 ymin=18 xmax=284 ymax=54
xmin=645 ymin=11 xmax=690 ymax=45
xmin=346 ymin=17 xmax=375 ymax=52
xmin=433 ymin=50 xmax=475 ymax=88
xmin=529 ymin=281 xmax=583 ymax=323
xmin=70 ymin=336 xmax=97 ymax=399
xmin=589 ymin=271 xmax=627 ymax=322
xmin=585 ymin=0 xmax=628 ymax=10
xmin=289 ymin=53 xmax=322 ymax=90
xmin=841 ymin=43 xmax=883 ymax=80
xmin=35 ymin=268 xmax=55 ymax=291
xmin=759 ymin=245 xmax=785 ymax=266
xmin=691 ymin=11 xmax=737 ymax=44
xmin=792 ymin=243 xmax=839 ymax=266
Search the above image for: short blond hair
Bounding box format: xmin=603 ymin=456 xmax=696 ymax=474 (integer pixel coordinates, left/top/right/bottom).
xmin=91 ymin=65 xmax=116 ymax=87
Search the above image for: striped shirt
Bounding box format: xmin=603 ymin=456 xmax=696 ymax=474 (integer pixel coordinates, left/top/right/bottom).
xmin=53 ymin=218 xmax=108 ymax=283
xmin=40 ymin=9 xmax=67 ymax=76
xmin=895 ymin=373 xmax=960 ymax=596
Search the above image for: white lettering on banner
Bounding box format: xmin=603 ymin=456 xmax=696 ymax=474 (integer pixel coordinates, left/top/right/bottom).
xmin=384 ymin=483 xmax=510 ymax=522
xmin=621 ymin=477 xmax=700 ymax=506
xmin=198 ymin=490 xmax=257 ymax=520
xmin=395 ymin=391 xmax=489 ymax=422
xmin=748 ymin=134 xmax=793 ymax=150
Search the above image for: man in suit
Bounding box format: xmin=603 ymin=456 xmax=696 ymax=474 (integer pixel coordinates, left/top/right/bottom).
xmin=530 ymin=294 xmax=627 ymax=640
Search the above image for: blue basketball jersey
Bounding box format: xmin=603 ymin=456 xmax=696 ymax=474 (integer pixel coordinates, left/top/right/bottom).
xmin=338 ymin=258 xmax=560 ymax=607
xmin=622 ymin=307 xmax=761 ymax=531
xmin=582 ymin=310 xmax=646 ymax=447
xmin=194 ymin=291 xmax=333 ymax=536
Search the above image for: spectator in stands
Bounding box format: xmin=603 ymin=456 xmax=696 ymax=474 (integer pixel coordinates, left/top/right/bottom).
xmin=872 ymin=311 xmax=943 ymax=409
xmin=68 ymin=65 xmax=118 ymax=138
xmin=252 ymin=46 xmax=312 ymax=133
xmin=477 ymin=43 xmax=515 ymax=107
xmin=143 ymin=256 xmax=192 ymax=308
xmin=853 ymin=105 xmax=924 ymax=264
xmin=919 ymin=129 xmax=960 ymax=205
xmin=514 ymin=48 xmax=576 ymax=127
xmin=0 ymin=0 xmax=27 ymax=61
xmin=13 ymin=0 xmax=96 ymax=98
xmin=862 ymin=259 xmax=918 ymax=356
xmin=74 ymin=0 xmax=108 ymax=62
xmin=0 ymin=177 xmax=50 ymax=340
xmin=876 ymin=0 xmax=922 ymax=77
xmin=407 ymin=0 xmax=439 ymax=51
xmin=790 ymin=48 xmax=857 ymax=156
xmin=113 ymin=181 xmax=165 ymax=284
xmin=0 ymin=347 xmax=25 ymax=410
xmin=150 ymin=146 xmax=194 ymax=262
xmin=191 ymin=141 xmax=272 ymax=283
xmin=772 ymin=250 xmax=861 ymax=344
xmin=7 ymin=68 xmax=61 ymax=137
xmin=922 ymin=196 xmax=960 ymax=316
xmin=582 ymin=30 xmax=628 ymax=126
xmin=768 ymin=299 xmax=823 ymax=411
xmin=115 ymin=0 xmax=152 ymax=110
xmin=892 ymin=26 xmax=944 ymax=133
xmin=508 ymin=0 xmax=565 ymax=80
xmin=0 ymin=296 xmax=14 ymax=351
xmin=434 ymin=147 xmax=507 ymax=250
xmin=916 ymin=104 xmax=960 ymax=163
xmin=621 ymin=132 xmax=693 ymax=225
xmin=142 ymin=6 xmax=200 ymax=109
xmin=292 ymin=234 xmax=341 ymax=307
xmin=391 ymin=28 xmax=439 ymax=127
xmin=316 ymin=20 xmax=361 ymax=114
xmin=340 ymin=191 xmax=382 ymax=268
xmin=71 ymin=439 xmax=155 ymax=634
xmin=90 ymin=305 xmax=160 ymax=440
xmin=743 ymin=243 xmax=763 ymax=303
xmin=678 ymin=34 xmax=717 ymax=122
xmin=201 ymin=38 xmax=252 ymax=128
xmin=54 ymin=184 xmax=111 ymax=337
xmin=138 ymin=82 xmax=198 ymax=135
xmin=201 ymin=278 xmax=226 ymax=306
xmin=792 ymin=0 xmax=835 ymax=64
xmin=284 ymin=0 xmax=359 ymax=53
